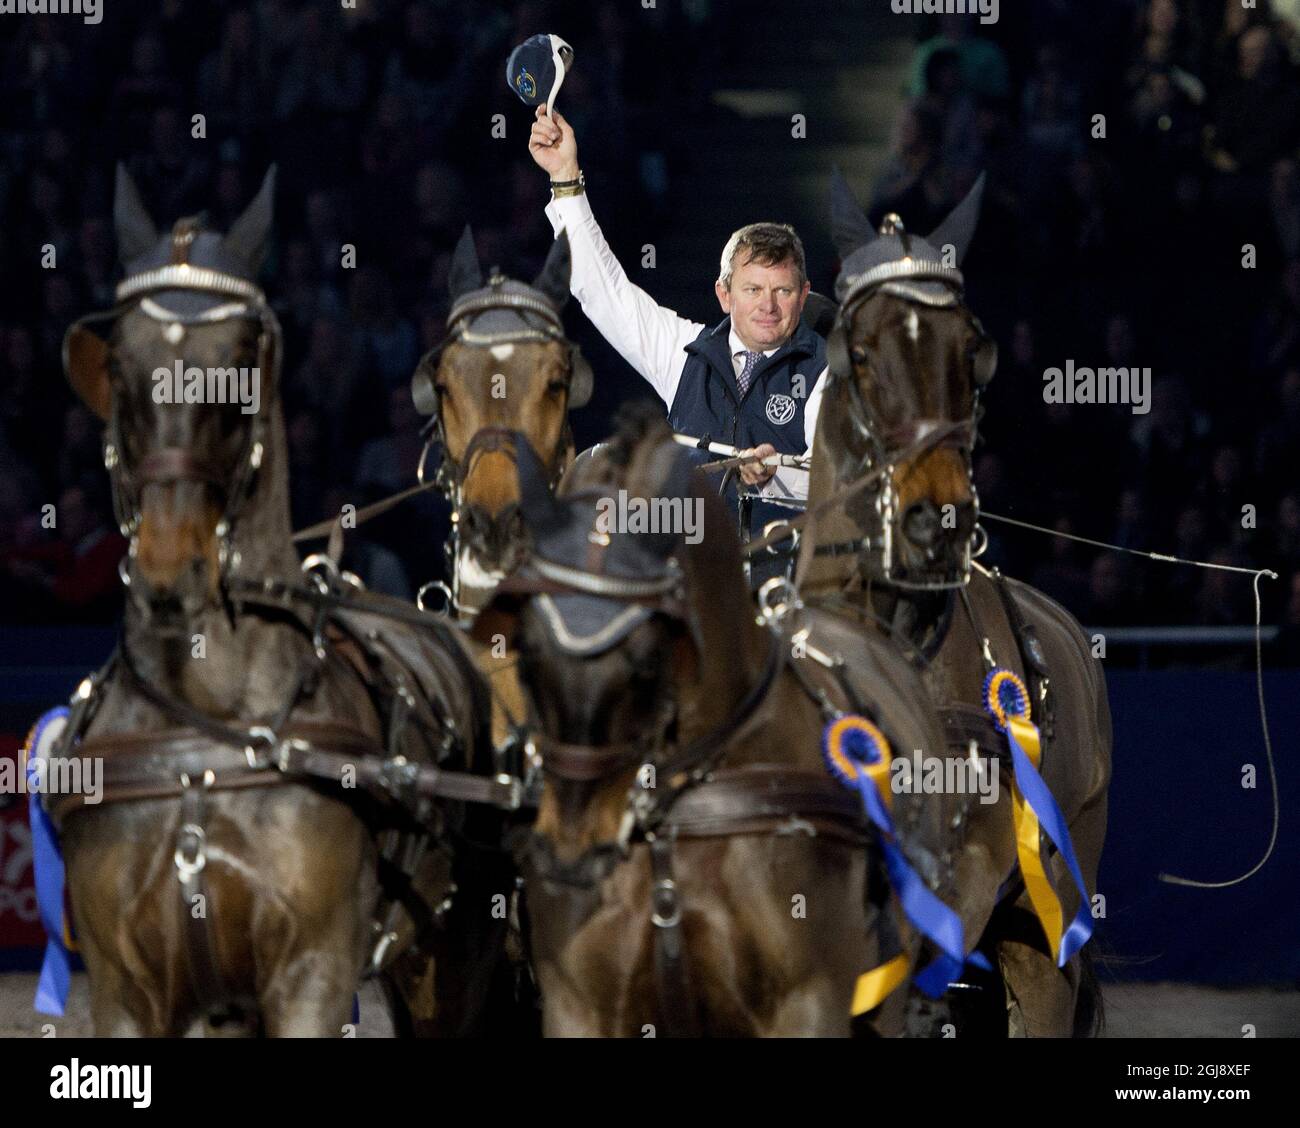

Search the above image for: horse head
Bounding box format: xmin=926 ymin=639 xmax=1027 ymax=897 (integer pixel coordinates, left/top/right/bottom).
xmin=411 ymin=226 xmax=591 ymax=615
xmin=821 ymin=169 xmax=997 ymax=589
xmin=64 ymin=165 xmax=283 ymax=624
xmin=476 ymin=404 xmax=759 ymax=840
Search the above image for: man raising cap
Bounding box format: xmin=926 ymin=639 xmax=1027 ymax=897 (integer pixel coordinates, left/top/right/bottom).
xmin=528 ymin=106 xmax=829 ymax=584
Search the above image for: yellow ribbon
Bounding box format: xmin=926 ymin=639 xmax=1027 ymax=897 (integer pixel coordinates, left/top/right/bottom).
xmin=1007 ymin=715 xmax=1063 ymax=964
xmin=851 ymin=953 xmax=911 ymax=1016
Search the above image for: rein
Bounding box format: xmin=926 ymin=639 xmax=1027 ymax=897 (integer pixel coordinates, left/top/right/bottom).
xmin=740 ymin=418 xmax=971 ymax=557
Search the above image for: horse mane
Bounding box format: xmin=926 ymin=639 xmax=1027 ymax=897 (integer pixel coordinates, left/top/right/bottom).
xmin=601 ymin=404 xmax=767 ymax=734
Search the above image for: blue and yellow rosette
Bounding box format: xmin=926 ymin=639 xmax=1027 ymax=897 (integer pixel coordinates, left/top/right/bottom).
xmin=984 ymin=669 xmax=1093 ymax=966
xmin=823 ymin=714 xmax=982 ymax=1011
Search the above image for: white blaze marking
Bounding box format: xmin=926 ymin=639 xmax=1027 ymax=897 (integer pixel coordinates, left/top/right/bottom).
xmin=905 ymin=310 xmax=919 ymax=342
xmin=458 ymin=551 xmax=507 ymax=590
xmin=489 ymin=343 xmax=515 ymax=361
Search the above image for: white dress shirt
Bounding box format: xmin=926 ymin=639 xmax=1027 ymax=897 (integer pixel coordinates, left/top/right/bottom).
xmin=544 ymin=189 xmax=825 ymax=501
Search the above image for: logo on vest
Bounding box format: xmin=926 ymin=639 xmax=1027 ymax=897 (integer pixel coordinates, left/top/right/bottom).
xmin=765 ymin=394 xmax=796 ymax=426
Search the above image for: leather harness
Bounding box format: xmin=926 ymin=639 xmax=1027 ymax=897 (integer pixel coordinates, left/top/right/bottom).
xmin=802 ymin=238 xmax=1061 ymax=969
xmin=50 ymin=229 xmax=526 ymax=1017
xmin=508 ymin=550 xmax=894 ymax=1036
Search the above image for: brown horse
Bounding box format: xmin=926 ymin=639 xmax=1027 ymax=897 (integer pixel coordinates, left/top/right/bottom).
xmin=474 ymin=406 xmax=965 ymax=1036
xmin=796 ymin=171 xmax=1111 ymax=1036
xmin=410 ymin=228 xmax=591 ymax=744
xmin=54 ymin=168 xmax=509 ymax=1036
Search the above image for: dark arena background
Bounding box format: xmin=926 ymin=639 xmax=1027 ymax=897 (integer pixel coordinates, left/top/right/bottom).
xmin=0 ymin=0 xmax=1298 ymax=1081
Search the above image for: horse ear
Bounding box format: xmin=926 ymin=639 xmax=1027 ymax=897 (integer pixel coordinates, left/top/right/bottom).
xmin=224 ymin=165 xmax=277 ymax=274
xmin=803 ymin=291 xmax=839 ymax=338
xmin=927 ymin=171 xmax=986 ymax=266
xmin=532 ymin=230 xmax=572 ymax=311
xmin=651 ymin=440 xmax=693 ymax=506
xmin=514 ymin=431 xmax=562 ymax=530
xmin=449 ymin=224 xmax=483 ymax=300
xmin=829 ymin=165 xmax=876 ymax=259
xmin=113 ymin=163 xmax=158 ymax=264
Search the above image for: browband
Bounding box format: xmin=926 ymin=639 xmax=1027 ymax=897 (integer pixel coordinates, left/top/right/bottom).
xmin=115 ymin=263 xmax=267 ymax=305
xmin=839 ymin=258 xmax=964 ymax=307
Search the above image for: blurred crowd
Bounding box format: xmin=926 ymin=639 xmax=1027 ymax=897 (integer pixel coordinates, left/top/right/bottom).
xmin=0 ymin=0 xmax=1297 ymax=667
xmin=877 ymin=1 xmax=1300 ymax=665
xmin=0 ymin=0 xmax=711 ymax=623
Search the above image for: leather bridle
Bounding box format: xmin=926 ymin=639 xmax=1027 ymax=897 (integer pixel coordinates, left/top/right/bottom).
xmin=411 ymin=273 xmax=591 ymax=615
xmin=823 ymin=215 xmax=996 ymax=591
xmin=67 ymin=219 xmax=283 ymax=593
xmin=504 ymin=513 xmax=873 ymax=1035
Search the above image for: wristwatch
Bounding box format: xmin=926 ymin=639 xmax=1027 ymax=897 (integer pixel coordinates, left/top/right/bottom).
xmin=550 ymin=171 xmax=585 ymax=199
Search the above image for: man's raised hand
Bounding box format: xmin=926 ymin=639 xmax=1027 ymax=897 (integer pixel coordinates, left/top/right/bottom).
xmin=529 ymin=106 xmax=580 ymax=182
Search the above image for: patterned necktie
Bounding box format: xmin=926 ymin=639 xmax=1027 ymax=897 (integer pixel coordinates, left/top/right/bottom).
xmin=737 ymin=350 xmax=761 ymax=397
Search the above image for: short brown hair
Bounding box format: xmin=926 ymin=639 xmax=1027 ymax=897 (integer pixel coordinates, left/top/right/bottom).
xmin=717 ymin=222 xmax=807 ymax=290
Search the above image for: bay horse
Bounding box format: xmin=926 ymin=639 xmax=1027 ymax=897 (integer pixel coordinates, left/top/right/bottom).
xmin=796 ymin=171 xmax=1111 ymax=1036
xmin=474 ymin=406 xmax=966 ymax=1036
xmin=410 ymin=227 xmax=591 ymax=744
xmin=53 ymin=167 xmax=513 ymax=1036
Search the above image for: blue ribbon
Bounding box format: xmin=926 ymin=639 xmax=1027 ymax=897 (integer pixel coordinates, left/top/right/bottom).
xmin=1000 ymin=720 xmax=1094 ymax=965
xmin=827 ymin=719 xmax=988 ymax=998
xmin=26 ymin=707 xmax=73 ymax=1016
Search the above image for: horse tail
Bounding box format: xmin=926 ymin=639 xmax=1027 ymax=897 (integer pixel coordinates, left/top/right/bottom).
xmin=1073 ymin=945 xmax=1105 ymax=1037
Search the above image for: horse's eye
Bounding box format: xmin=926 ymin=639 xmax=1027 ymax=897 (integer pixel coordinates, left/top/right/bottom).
xmin=850 ymin=346 xmax=868 ymax=364
xmin=547 ymin=379 xmax=567 ymax=394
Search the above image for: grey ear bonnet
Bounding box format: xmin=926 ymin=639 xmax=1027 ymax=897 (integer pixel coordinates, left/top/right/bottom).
xmin=514 ymin=431 xmax=688 ymax=657
xmin=412 ymin=228 xmax=592 ymax=416
xmin=111 ymin=164 xmax=277 ymax=320
xmin=826 ymin=170 xmax=996 ymax=386
xmin=830 ymin=168 xmax=985 ymax=307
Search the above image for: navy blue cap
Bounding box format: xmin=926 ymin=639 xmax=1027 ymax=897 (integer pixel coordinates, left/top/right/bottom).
xmin=506 ymin=33 xmax=574 ymax=114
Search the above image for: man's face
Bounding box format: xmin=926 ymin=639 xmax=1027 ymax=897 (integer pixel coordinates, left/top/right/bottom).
xmin=716 ymin=252 xmax=809 ymax=352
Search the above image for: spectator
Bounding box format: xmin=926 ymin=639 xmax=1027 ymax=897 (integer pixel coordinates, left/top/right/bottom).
xmin=908 ymin=14 xmax=1011 ymax=102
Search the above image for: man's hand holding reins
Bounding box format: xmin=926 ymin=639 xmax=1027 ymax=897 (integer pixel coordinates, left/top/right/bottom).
xmin=737 ymin=443 xmax=778 ymax=486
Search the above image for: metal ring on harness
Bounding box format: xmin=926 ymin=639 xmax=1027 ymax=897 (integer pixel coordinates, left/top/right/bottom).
xmin=757 ymin=576 xmax=802 ymax=625
xmin=174 ymin=767 xmax=216 ymax=880
xmin=650 ymin=877 xmax=682 ymax=929
xmin=762 ymin=519 xmax=799 ymax=556
xmin=244 ymin=725 xmax=276 ymax=770
xmin=173 ymin=824 xmax=207 ymax=881
xmin=301 ymin=552 xmax=340 ymax=582
xmin=416 ymin=580 xmax=454 ymax=616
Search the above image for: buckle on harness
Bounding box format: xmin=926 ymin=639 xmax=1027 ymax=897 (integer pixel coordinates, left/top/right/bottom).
xmin=650 ymin=877 xmax=682 ymax=929
xmin=244 ymin=725 xmax=276 ymax=770
xmin=174 ymin=823 xmax=207 ymax=881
